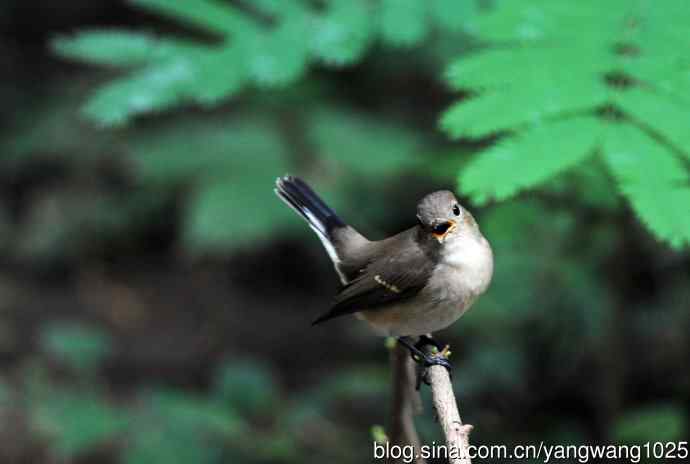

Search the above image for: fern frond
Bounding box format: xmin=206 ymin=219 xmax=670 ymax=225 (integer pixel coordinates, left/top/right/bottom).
xmin=379 ymin=0 xmax=429 ymax=46
xmin=444 ymin=0 xmax=690 ymax=246
xmin=306 ymin=107 xmax=423 ymax=175
xmin=131 ymin=0 xmax=252 ymax=35
xmin=603 ymin=123 xmax=690 ymax=248
xmin=127 ymin=115 xmax=287 ymax=183
xmin=446 ymin=45 xmax=610 ymax=92
xmin=55 ymin=0 xmax=476 ymax=125
xmin=52 ymin=30 xmax=199 ymax=68
xmin=82 ymin=50 xmax=245 ymax=126
xmin=603 ymin=124 xmax=690 ymax=248
xmin=458 ymin=117 xmax=602 ymax=204
xmin=616 ymin=89 xmax=690 ymax=160
xmin=466 ymin=0 xmax=623 ymax=44
xmin=309 ymin=0 xmax=373 ymax=65
xmin=430 ymin=0 xmax=475 ymax=32
xmin=441 ymin=77 xmax=606 ymax=138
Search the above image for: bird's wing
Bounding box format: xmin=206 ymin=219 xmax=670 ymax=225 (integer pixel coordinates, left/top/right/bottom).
xmin=312 ymin=234 xmax=436 ymax=324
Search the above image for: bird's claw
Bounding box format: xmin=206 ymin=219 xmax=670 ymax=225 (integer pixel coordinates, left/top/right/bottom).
xmin=415 ymin=349 xmax=453 ymax=389
xmin=396 ymin=336 xmax=453 ymax=390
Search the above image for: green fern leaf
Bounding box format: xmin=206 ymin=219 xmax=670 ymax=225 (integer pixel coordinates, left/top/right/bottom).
xmin=466 ymin=0 xmax=623 ymax=44
xmin=306 ymin=107 xmax=423 ymax=175
xmin=615 ymin=89 xmax=690 ymax=160
xmin=459 ymin=117 xmax=602 ymax=203
xmin=184 ymin=173 xmax=293 ymax=253
xmin=82 ymin=57 xmax=214 ymax=126
xmin=55 ymin=0 xmax=470 ymax=125
xmin=243 ymin=15 xmax=310 ymax=86
xmin=444 ymin=0 xmax=690 ymax=246
xmin=430 ymin=0 xmax=475 ymax=32
xmin=441 ymin=77 xmax=606 ymax=138
xmin=446 ymin=46 xmax=610 ymax=92
xmin=131 ymin=0 xmax=252 ymax=35
xmin=128 ymin=115 xmax=287 ymax=183
xmin=379 ymin=0 xmax=429 ymax=47
xmin=52 ymin=30 xmax=195 ymax=68
xmin=603 ymin=123 xmax=690 ymax=248
xmin=310 ymin=0 xmax=373 ymax=65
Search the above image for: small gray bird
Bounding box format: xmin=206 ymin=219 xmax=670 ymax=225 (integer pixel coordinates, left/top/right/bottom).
xmin=275 ymin=175 xmax=493 ymax=369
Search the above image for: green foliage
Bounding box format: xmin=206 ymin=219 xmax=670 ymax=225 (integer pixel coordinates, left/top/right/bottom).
xmin=603 ymin=123 xmax=690 ymax=249
xmin=53 ymin=0 xmax=472 ymax=126
xmin=30 ymin=389 xmax=128 ymax=458
xmin=124 ymin=387 xmax=243 ymax=464
xmin=459 ymin=117 xmax=602 ymax=203
xmin=213 ymin=360 xmax=278 ymax=417
xmin=442 ymin=0 xmax=690 ymax=248
xmin=127 ymin=112 xmax=294 ymax=252
xmin=123 ymin=105 xmax=427 ymax=253
xmin=613 ymin=404 xmax=687 ymax=443
xmin=304 ymin=106 xmax=425 ymax=176
xmin=26 ymin=377 xmax=243 ymax=463
xmin=40 ymin=322 xmax=113 ymax=372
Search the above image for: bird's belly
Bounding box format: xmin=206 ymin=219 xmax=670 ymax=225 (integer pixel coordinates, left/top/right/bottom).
xmin=357 ymin=251 xmax=491 ymax=337
xmin=358 ymin=292 xmax=476 ymax=337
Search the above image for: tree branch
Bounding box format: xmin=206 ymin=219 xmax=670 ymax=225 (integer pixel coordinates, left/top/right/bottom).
xmin=388 ymin=342 xmax=473 ymax=464
xmin=426 ymin=362 xmax=473 ymax=464
xmin=389 ymin=343 xmax=425 ymax=464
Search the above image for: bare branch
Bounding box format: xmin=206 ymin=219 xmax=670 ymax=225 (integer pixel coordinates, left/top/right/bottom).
xmin=427 ymin=363 xmax=473 ymax=464
xmin=388 ymin=341 xmax=474 ymax=464
xmin=388 ymin=343 xmax=425 ymax=464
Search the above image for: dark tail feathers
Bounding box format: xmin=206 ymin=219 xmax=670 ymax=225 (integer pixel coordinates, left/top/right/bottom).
xmin=274 ymin=175 xmax=345 ymax=243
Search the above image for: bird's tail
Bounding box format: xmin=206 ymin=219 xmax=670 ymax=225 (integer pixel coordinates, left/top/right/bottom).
xmin=274 ymin=175 xmax=345 ymax=263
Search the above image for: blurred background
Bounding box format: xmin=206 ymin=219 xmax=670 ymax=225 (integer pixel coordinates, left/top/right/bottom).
xmin=1 ymin=0 xmax=689 ymax=463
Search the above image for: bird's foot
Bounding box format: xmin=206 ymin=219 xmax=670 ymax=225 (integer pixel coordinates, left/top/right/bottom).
xmin=396 ymin=336 xmax=453 ymax=389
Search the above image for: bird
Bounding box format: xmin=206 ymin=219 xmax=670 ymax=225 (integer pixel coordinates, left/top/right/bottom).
xmin=275 ymin=175 xmax=493 ymax=374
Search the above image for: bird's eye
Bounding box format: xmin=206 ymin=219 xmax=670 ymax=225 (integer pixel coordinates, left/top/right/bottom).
xmin=452 ymin=204 xmax=461 ymax=216
xmin=432 ymin=222 xmax=452 ymax=236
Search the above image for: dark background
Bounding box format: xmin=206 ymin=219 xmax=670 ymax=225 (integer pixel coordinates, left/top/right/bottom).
xmin=1 ymin=1 xmax=689 ymax=463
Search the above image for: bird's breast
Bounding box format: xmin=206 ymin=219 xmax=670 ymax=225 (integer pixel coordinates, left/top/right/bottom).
xmin=430 ymin=234 xmax=493 ymax=300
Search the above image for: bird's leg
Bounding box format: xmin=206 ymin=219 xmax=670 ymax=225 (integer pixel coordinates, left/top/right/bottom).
xmin=415 ymin=334 xmax=444 ymax=353
xmin=397 ymin=336 xmax=452 ymax=389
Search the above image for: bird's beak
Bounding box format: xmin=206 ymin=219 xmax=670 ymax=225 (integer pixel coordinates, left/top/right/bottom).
xmin=431 ymin=220 xmax=457 ymax=241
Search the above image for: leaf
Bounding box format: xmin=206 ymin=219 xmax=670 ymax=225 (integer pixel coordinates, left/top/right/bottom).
xmin=306 ymin=107 xmax=424 ymax=175
xmin=442 ymin=78 xmax=607 ymax=138
xmin=131 ymin=0 xmax=252 ymax=36
xmin=310 ymin=0 xmax=373 ymax=66
xmin=126 ymin=112 xmax=296 ymax=253
xmin=31 ymin=390 xmax=128 ymax=458
xmin=613 ymin=404 xmax=687 ymax=443
xmin=445 ymin=45 xmax=610 ymax=93
xmin=213 ymin=360 xmax=278 ymax=417
xmin=442 ymin=0 xmax=690 ymax=246
xmin=52 ymin=29 xmax=196 ymax=68
xmin=124 ymin=388 xmax=242 ymax=464
xmin=145 ymin=389 xmax=242 ymax=435
xmin=128 ymin=114 xmax=287 ymax=183
xmin=603 ymin=123 xmax=690 ymax=248
xmin=379 ymin=0 xmax=429 ymax=47
xmin=615 ymin=88 xmax=690 ymax=159
xmin=83 ymin=59 xmax=198 ymax=126
xmin=54 ymin=0 xmax=469 ymax=124
xmin=459 ymin=117 xmax=602 ymax=203
xmin=184 ymin=173 xmax=294 ymax=252
xmin=2 ymin=77 xmax=117 ymax=163
xmin=39 ymin=322 xmax=113 ymax=372
xmin=243 ymin=16 xmax=310 ymax=86
xmin=430 ymin=0 xmax=475 ymax=32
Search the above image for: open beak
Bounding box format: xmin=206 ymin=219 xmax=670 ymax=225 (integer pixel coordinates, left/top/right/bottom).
xmin=431 ymin=220 xmax=456 ymax=241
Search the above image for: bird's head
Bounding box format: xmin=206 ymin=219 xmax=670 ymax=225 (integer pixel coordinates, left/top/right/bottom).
xmin=416 ymin=190 xmax=479 ymax=244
